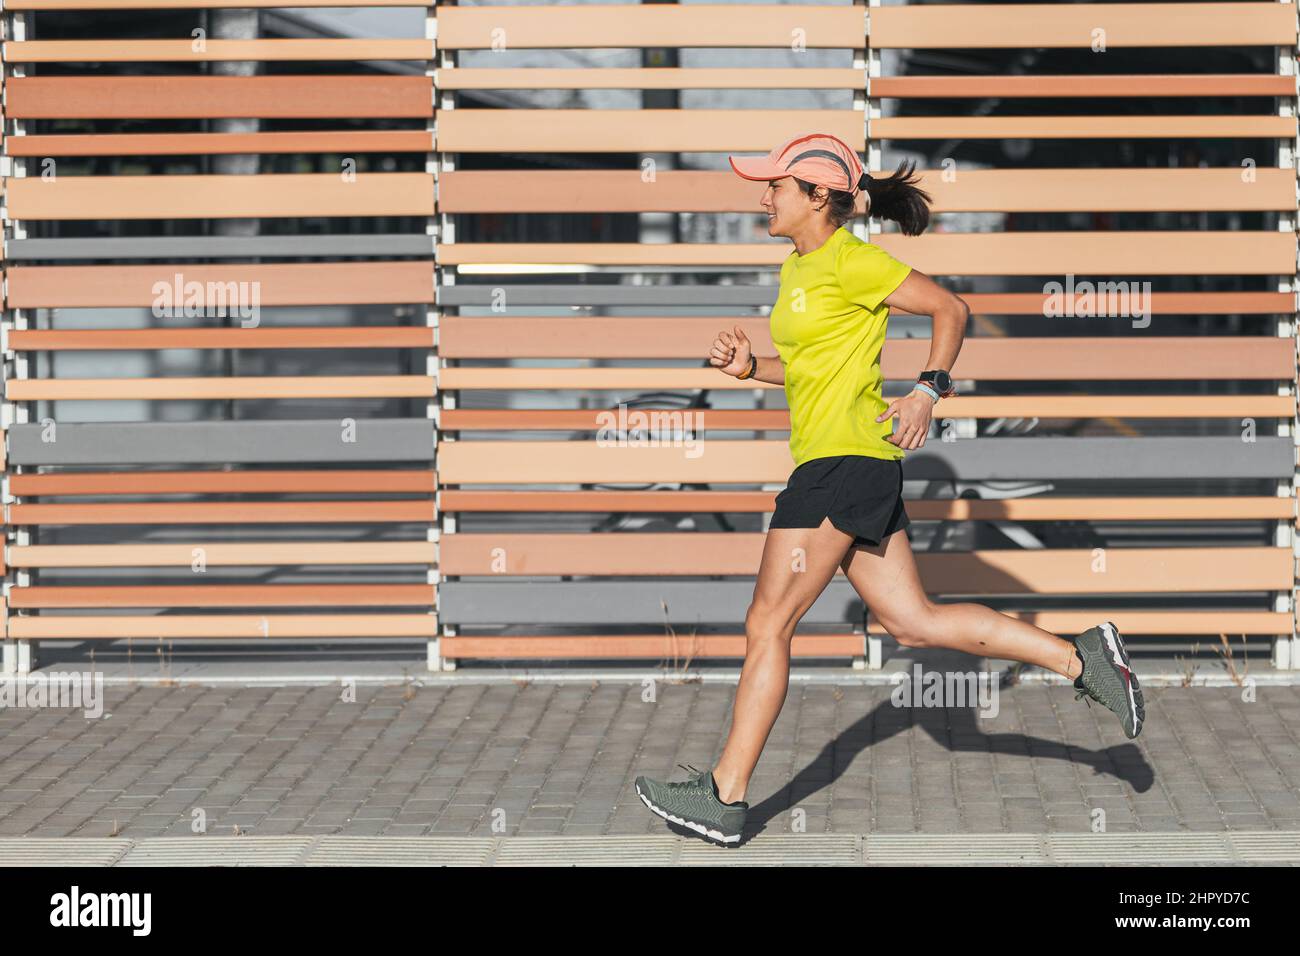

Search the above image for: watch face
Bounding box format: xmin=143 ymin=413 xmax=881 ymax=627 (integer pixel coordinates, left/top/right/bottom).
xmin=935 ymin=371 xmax=952 ymax=391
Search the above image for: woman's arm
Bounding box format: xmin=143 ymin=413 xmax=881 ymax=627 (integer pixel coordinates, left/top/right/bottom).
xmin=883 ymin=269 xmax=970 ymax=380
xmin=747 ymin=354 xmax=785 ymax=387
xmin=875 ymin=269 xmax=971 ymax=449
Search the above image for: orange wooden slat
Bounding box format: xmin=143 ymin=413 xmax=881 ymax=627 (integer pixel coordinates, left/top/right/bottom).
xmin=9 ymin=328 xmax=436 ymax=351
xmin=437 ymin=233 xmax=1295 ymax=275
xmin=436 ymin=329 xmax=1295 ymax=378
xmin=5 ymin=76 xmax=434 ymax=119
xmin=7 ymin=130 xmax=434 ymax=157
xmin=436 ymin=168 xmax=1296 ymax=214
xmin=6 ymin=615 xmax=438 ymax=639
xmin=6 ymin=173 xmax=434 ymax=219
xmin=9 ymin=501 xmax=437 ymax=525
xmin=437 ymin=491 xmax=1294 ymax=522
xmin=5 ymin=376 xmax=436 ymax=401
xmin=7 ymin=541 xmax=437 ymax=568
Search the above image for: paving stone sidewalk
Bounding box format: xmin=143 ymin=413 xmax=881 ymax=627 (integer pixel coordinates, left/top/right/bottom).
xmin=1 ymin=678 xmax=1298 ymax=840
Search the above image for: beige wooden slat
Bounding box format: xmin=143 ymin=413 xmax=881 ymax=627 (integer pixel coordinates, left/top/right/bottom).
xmin=440 ymin=612 xmax=1294 ymax=658
xmin=871 ymin=3 xmax=1297 ymax=50
xmin=436 ymin=168 xmax=1296 ymax=214
xmin=2 ymin=39 xmax=436 ymax=62
xmin=438 ymin=232 xmax=1295 ymax=275
xmin=6 ymin=173 xmax=434 ymax=219
xmin=435 ymin=109 xmax=864 ymax=153
xmin=442 ymin=634 xmax=865 ymax=659
xmin=5 ymin=377 xmax=434 ymax=401
xmin=862 ymin=611 xmax=1294 ymax=636
xmin=7 ymin=542 xmax=437 ymax=567
xmin=7 ymin=615 xmax=438 ymax=639
xmin=438 ymin=537 xmax=1291 ymax=591
xmin=437 ymin=5 xmax=863 ymax=49
xmin=439 ymin=67 xmax=864 ymax=90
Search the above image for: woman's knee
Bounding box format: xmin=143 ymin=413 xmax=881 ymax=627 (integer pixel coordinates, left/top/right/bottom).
xmin=745 ymin=599 xmax=801 ymax=643
xmin=877 ymin=599 xmax=938 ymax=648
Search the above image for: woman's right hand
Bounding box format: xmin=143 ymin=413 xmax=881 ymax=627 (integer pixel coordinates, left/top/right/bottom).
xmin=709 ymin=325 xmax=754 ymax=378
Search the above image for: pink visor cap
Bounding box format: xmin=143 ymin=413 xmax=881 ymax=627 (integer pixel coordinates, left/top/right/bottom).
xmin=729 ymin=133 xmax=870 ymax=196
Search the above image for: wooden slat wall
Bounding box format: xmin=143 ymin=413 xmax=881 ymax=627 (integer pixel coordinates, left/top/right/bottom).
xmin=0 ymin=3 xmax=439 ymax=658
xmin=429 ymin=2 xmax=1300 ymax=669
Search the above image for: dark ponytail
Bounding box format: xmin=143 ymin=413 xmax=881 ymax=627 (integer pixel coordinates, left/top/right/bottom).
xmin=860 ymin=159 xmax=932 ymax=236
xmin=797 ymin=157 xmax=932 ymax=236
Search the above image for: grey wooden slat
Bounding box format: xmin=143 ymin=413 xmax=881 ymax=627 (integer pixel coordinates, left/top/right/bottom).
xmin=6 ymin=419 xmax=435 ymax=465
xmin=6 ymin=235 xmax=435 ymax=260
xmin=437 ymin=285 xmax=779 ymax=307
xmin=438 ymin=581 xmax=864 ymax=626
xmin=899 ymin=437 xmax=1294 ymax=480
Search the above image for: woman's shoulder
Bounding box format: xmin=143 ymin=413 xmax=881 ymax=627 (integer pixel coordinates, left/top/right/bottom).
xmin=835 ymin=230 xmax=911 ymax=275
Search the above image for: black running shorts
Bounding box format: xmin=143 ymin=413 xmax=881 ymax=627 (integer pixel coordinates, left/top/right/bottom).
xmin=768 ymin=454 xmax=910 ymax=547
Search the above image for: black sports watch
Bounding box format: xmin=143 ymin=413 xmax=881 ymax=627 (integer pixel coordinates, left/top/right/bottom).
xmin=916 ymin=369 xmax=955 ymax=398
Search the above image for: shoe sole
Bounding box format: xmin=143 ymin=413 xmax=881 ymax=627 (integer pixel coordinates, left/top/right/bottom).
xmin=634 ymin=780 xmax=742 ymax=846
xmin=1098 ymin=620 xmax=1144 ymax=738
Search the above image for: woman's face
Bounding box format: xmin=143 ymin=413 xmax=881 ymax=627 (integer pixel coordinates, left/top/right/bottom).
xmin=760 ymin=176 xmax=825 ymax=237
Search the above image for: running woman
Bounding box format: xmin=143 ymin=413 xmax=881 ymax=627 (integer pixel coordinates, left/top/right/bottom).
xmin=634 ymin=132 xmax=1144 ymax=847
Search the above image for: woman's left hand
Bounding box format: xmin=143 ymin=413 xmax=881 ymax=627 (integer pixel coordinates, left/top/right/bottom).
xmin=878 ymin=389 xmax=935 ymax=450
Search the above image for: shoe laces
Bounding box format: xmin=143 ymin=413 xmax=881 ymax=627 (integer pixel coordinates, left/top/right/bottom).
xmin=666 ymin=763 xmax=707 ymax=789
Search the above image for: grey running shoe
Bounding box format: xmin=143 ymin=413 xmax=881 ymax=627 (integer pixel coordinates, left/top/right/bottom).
xmin=1073 ymin=621 xmax=1144 ymax=739
xmin=634 ymin=763 xmax=748 ymax=846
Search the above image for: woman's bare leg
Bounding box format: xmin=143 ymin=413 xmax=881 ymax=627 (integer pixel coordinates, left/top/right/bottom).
xmin=840 ymin=528 xmax=1083 ymax=678
xmin=710 ymin=517 xmax=854 ymax=805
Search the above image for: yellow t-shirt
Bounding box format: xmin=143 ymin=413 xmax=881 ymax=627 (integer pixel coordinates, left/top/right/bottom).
xmin=769 ymin=226 xmax=913 ymax=467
